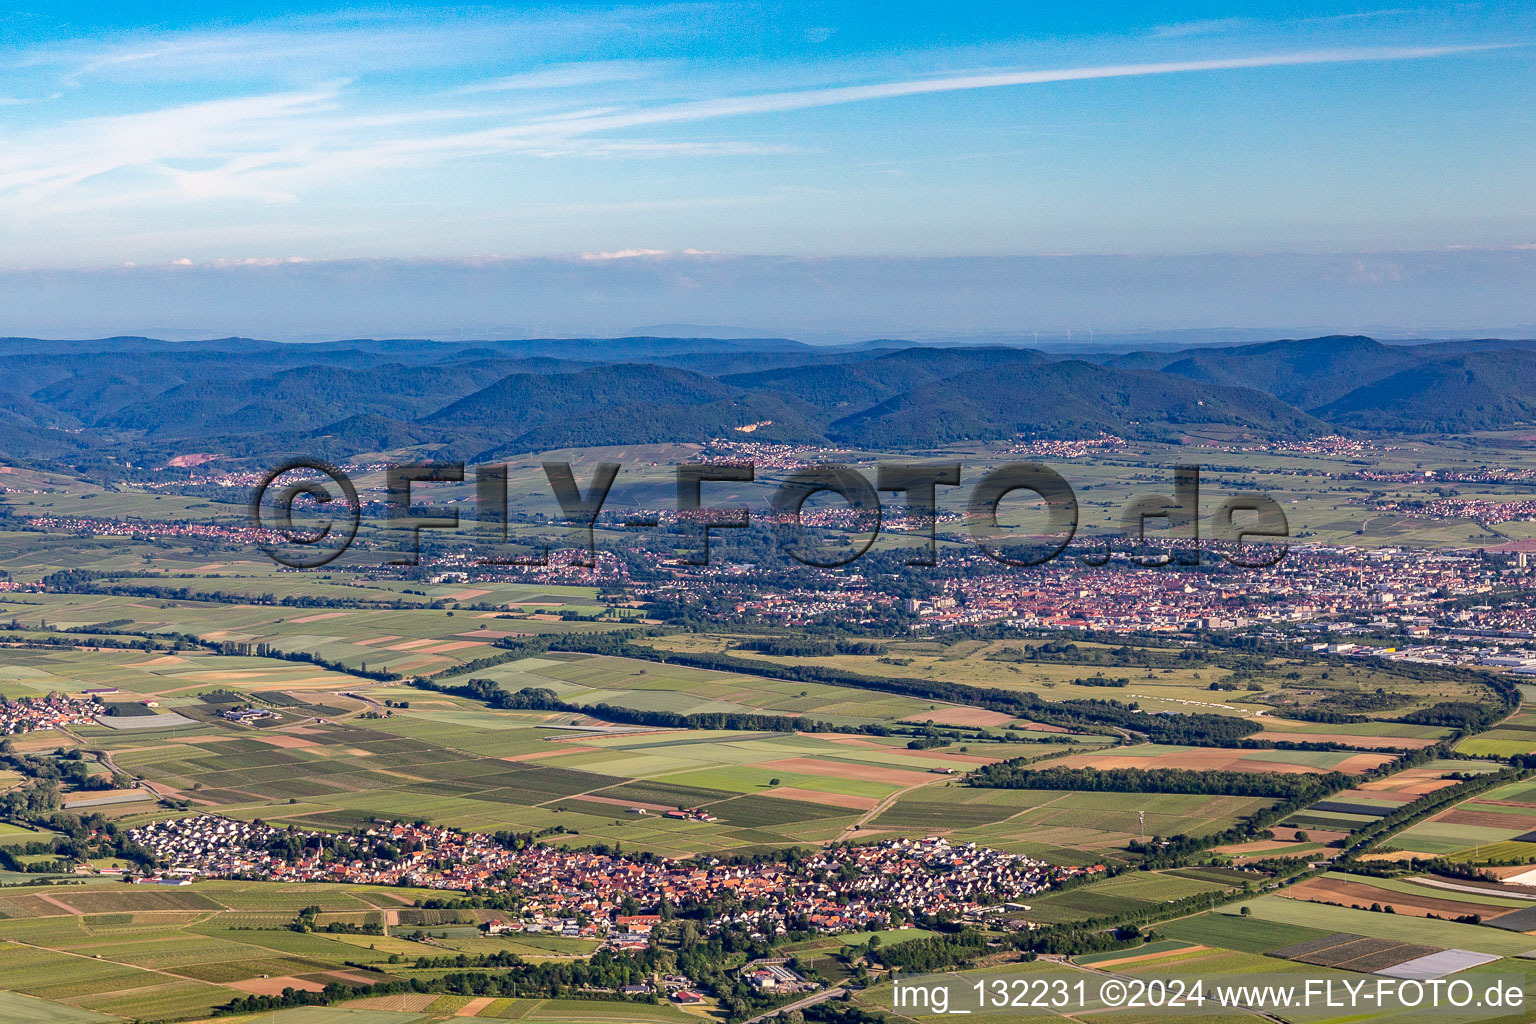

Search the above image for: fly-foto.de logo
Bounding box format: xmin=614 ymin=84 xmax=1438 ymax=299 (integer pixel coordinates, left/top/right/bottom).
xmin=249 ymin=459 xmax=1288 ymax=570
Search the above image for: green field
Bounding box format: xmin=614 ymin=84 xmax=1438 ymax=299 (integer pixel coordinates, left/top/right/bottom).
xmin=0 ymin=878 xmax=627 ymax=1023
xmin=639 ymin=632 xmax=1491 ymax=722
xmin=1238 ymin=896 xmax=1536 ymax=956
xmin=464 ymin=653 xmax=942 ymax=728
xmin=0 ymin=645 xmax=371 ymax=702
xmin=0 ymin=581 xmax=630 ymax=686
xmin=1083 ymin=870 xmax=1233 ymax=902
xmin=0 ymin=991 xmax=122 ymax=1024
xmin=52 ymin=683 xmax=1085 ymax=857
xmin=1391 ymin=778 xmax=1536 ymax=858
xmin=1456 ymin=714 xmax=1536 ymax=757
xmin=1159 ymin=909 xmax=1334 ymax=954
xmin=4 ymin=635 xmax=1118 ymax=857
xmin=868 ymin=786 xmax=1276 ymax=865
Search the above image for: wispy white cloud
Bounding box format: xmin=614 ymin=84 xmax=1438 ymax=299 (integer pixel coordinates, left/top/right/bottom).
xmin=1302 ymin=9 xmax=1416 ymax=27
xmin=0 ymin=42 xmax=1509 ymax=211
xmin=462 ymin=61 xmax=657 ymax=93
xmin=0 ymin=86 xmax=344 ymax=200
xmin=581 ymin=247 xmax=668 ymax=260
xmin=1151 ymin=19 xmax=1254 ymax=40
xmin=0 ymin=4 xmax=1527 ymax=285
xmin=10 ymin=8 xmax=701 ymax=85
xmin=518 ymin=44 xmax=1510 ymax=136
xmin=1154 ymin=10 xmax=1419 ymax=40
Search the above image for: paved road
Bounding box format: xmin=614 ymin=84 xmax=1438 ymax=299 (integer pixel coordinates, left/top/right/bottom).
xmin=742 ymin=986 xmax=850 ymax=1023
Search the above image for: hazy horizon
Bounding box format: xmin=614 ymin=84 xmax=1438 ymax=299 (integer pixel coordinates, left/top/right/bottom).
xmin=2 ymin=3 xmax=1533 ymax=338
xmin=2 ymin=248 xmax=1533 ymax=342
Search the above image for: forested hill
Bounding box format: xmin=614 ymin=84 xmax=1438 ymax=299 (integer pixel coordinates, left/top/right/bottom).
xmin=1313 ymin=350 xmax=1536 ymax=432
xmin=1092 ymin=335 xmax=1536 ymax=430
xmin=824 ymin=359 xmax=1327 ymax=446
xmin=0 ymin=333 xmax=1532 ymax=465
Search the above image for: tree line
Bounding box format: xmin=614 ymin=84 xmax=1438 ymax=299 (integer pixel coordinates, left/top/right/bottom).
xmin=967 ymin=763 xmax=1347 ymax=799
xmin=465 ymin=632 xmax=1261 ymax=746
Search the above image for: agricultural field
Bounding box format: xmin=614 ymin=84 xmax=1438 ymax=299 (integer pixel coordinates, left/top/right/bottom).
xmin=1390 ymin=777 xmax=1536 ymax=861
xmin=0 ymin=821 xmax=55 ymax=846
xmin=851 ymin=930 xmax=1534 ymax=1024
xmin=1158 ymin=906 xmax=1343 ymax=955
xmin=461 ymin=653 xmax=950 ymax=728
xmin=0 ymin=645 xmax=371 ymax=703
xmin=1280 ymin=870 xmax=1536 ymax=929
xmin=0 ymin=586 xmax=630 ymax=680
xmin=1 ymin=631 xmax=1107 ymax=860
xmin=639 ymin=632 xmax=1489 ymax=721
xmin=1253 ymin=716 xmax=1453 ymax=749
xmin=644 ymin=634 xmax=1265 ymax=716
xmin=58 ymin=691 xmax=1081 ymax=856
xmin=0 ymin=878 xmax=618 ymax=1023
xmin=866 ymin=785 xmax=1276 ymax=866
xmin=1004 ymin=868 xmax=1239 ymax=924
xmin=1154 ymin=907 xmax=1536 ymax=1021
xmin=1021 ymin=743 xmax=1397 ymax=775
xmin=6 ymin=460 xmax=1536 ymax=1023
xmin=1276 ymin=760 xmax=1501 ymax=835
xmin=0 ymin=991 xmax=121 ymax=1024
xmin=1457 ymin=709 xmax=1536 ymax=758
xmin=0 ymin=524 xmax=615 ymax=625
xmin=273 ymin=997 xmax=711 ymax=1023
xmin=1233 ymin=895 xmax=1536 ymax=957
xmin=17 ymin=635 xmax=1477 ymax=871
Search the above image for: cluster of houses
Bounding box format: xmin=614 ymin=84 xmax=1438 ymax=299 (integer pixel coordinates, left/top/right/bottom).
xmin=39 ymin=478 xmax=1536 ymax=644
xmin=485 ymin=911 xmax=663 ymax=951
xmin=125 ymin=816 xmax=1082 ymax=939
xmin=221 ymin=707 xmax=279 ymax=724
xmin=529 ymin=533 xmax=1536 ymax=636
xmin=0 ymin=693 xmax=105 ymax=735
xmin=1370 ymin=495 xmax=1536 ymax=528
xmin=24 ymin=513 xmax=266 ymax=546
xmin=897 ymin=544 xmax=1532 ymax=636
xmin=1002 ymin=436 xmax=1126 ymax=459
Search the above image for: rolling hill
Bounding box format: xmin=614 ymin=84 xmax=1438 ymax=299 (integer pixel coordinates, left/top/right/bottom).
xmin=1103 ymin=336 xmax=1423 ymax=408
xmin=827 ymin=360 xmax=1329 ymax=447
xmin=1 ymin=334 xmax=1535 ymax=470
xmin=422 ymin=363 xmax=824 ymax=458
xmin=724 ymin=346 xmax=1045 ymax=412
xmin=1316 ymin=350 xmax=1536 ymax=432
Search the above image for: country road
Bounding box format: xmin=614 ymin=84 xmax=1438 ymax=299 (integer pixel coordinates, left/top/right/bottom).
xmin=742 ymin=986 xmax=851 ymax=1023
xmin=836 ymin=777 xmax=949 ymax=840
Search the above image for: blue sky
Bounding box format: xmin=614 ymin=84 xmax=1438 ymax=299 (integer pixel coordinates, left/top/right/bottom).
xmin=0 ymin=3 xmax=1533 ymax=336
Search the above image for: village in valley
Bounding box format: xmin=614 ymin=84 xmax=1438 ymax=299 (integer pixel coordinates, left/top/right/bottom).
xmin=125 ymin=815 xmax=1073 ymax=945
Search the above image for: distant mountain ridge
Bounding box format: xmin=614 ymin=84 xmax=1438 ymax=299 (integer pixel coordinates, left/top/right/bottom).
xmin=421 ymin=363 xmax=822 ymax=459
xmin=1315 ymin=350 xmax=1536 ymax=432
xmin=0 ymin=333 xmax=1533 ymax=464
xmin=1091 ymin=335 xmax=1536 ymax=430
xmin=1106 ymin=335 xmax=1422 ymax=407
xmin=826 ymin=360 xmax=1328 ymax=446
xmin=723 ymin=347 xmax=1047 ymax=412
